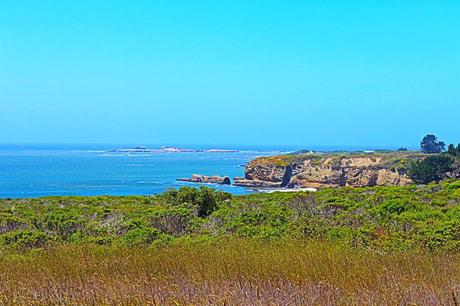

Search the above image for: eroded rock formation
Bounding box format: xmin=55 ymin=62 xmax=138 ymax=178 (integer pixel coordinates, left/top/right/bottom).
xmin=234 ymin=153 xmax=422 ymax=188
xmin=177 ymin=174 xmax=231 ymax=185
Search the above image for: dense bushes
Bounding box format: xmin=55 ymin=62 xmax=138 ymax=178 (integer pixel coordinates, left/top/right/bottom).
xmin=122 ymin=227 xmax=160 ymax=246
xmin=409 ymin=155 xmax=454 ymax=184
xmin=0 ymin=230 xmax=47 ymax=249
xmin=447 ymin=143 xmax=460 ymax=156
xmin=161 ymin=186 xmax=231 ymax=217
xmin=0 ymin=183 xmax=459 ymax=252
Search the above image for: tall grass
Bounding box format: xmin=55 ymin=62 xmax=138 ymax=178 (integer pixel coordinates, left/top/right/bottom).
xmin=1 ymin=240 xmax=459 ymax=305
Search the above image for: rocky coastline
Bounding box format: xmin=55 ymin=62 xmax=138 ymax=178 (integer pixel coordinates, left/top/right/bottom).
xmin=178 ymin=152 xmax=460 ymax=190
xmin=232 ymin=153 xmax=422 ymax=189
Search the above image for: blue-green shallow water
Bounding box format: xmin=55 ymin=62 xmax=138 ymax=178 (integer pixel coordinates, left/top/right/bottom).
xmin=0 ymin=144 xmax=286 ymax=198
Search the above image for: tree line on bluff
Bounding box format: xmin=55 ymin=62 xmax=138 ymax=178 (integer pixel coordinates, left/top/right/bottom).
xmin=408 ymin=134 xmax=460 ymax=184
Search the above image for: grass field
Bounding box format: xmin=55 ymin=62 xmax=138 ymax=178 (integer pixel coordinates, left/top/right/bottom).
xmin=1 ymin=240 xmax=459 ymax=305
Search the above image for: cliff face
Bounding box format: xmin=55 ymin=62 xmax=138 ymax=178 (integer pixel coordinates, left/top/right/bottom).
xmin=234 ymin=153 xmax=424 ymax=188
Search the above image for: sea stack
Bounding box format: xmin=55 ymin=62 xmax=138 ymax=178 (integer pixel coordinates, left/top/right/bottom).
xmin=177 ymin=174 xmax=231 ymax=185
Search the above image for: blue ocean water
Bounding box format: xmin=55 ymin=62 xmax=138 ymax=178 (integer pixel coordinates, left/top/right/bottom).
xmin=0 ymin=144 xmax=397 ymax=198
xmin=0 ymin=144 xmax=287 ymax=198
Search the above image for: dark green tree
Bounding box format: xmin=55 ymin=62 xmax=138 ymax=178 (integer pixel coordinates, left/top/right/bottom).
xmin=446 ymin=143 xmax=460 ymax=157
xmin=409 ymin=155 xmax=454 ymax=184
xmin=447 ymin=144 xmax=458 ymax=156
xmin=420 ymin=135 xmax=445 ymax=154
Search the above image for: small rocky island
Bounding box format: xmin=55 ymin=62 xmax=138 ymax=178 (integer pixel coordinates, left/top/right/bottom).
xmin=111 ymin=146 xmax=239 ymax=153
xmin=177 ymin=174 xmax=231 ymax=185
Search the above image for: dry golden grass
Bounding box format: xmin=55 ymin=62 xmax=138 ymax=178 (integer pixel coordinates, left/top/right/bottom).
xmin=0 ymin=240 xmax=459 ymax=305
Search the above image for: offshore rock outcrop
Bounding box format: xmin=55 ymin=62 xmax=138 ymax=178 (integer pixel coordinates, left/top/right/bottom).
xmin=177 ymin=174 xmax=231 ymax=185
xmin=233 ymin=177 xmax=284 ymax=188
xmin=234 ymin=153 xmax=426 ymax=189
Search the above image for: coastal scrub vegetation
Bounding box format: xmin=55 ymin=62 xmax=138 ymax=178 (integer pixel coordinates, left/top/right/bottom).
xmin=448 ymin=143 xmax=460 ymax=157
xmin=1 ymin=183 xmax=459 ymax=252
xmin=1 ymin=184 xmax=460 ymax=304
xmin=409 ymin=155 xmax=455 ymax=184
xmin=407 ymin=135 xmax=460 ymax=184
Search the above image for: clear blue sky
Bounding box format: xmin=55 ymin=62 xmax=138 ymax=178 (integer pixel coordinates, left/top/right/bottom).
xmin=0 ymin=1 xmax=459 ymax=147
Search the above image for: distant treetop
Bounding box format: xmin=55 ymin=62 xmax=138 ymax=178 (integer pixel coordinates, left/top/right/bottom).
xmin=447 ymin=143 xmax=460 ymax=157
xmin=420 ymin=134 xmax=445 ymax=154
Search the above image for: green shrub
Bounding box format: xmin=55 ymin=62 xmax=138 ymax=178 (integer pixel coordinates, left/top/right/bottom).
xmin=409 ymin=155 xmax=454 ymax=184
xmin=150 ymin=208 xmax=192 ymax=236
xmin=0 ymin=216 xmax=29 ymax=234
xmin=327 ymin=227 xmax=355 ymax=242
xmin=122 ymin=227 xmax=159 ymax=246
xmin=445 ymin=180 xmax=460 ymax=190
xmin=0 ymin=230 xmax=48 ymax=249
xmin=161 ymin=186 xmax=231 ymax=217
xmin=371 ymin=199 xmax=417 ymax=219
xmin=35 ymin=212 xmax=83 ymax=240
xmin=287 ymin=217 xmax=329 ymax=239
xmin=415 ymin=220 xmax=460 ymax=252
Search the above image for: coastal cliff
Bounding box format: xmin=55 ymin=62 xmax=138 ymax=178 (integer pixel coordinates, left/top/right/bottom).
xmin=234 ymin=153 xmax=427 ymax=188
